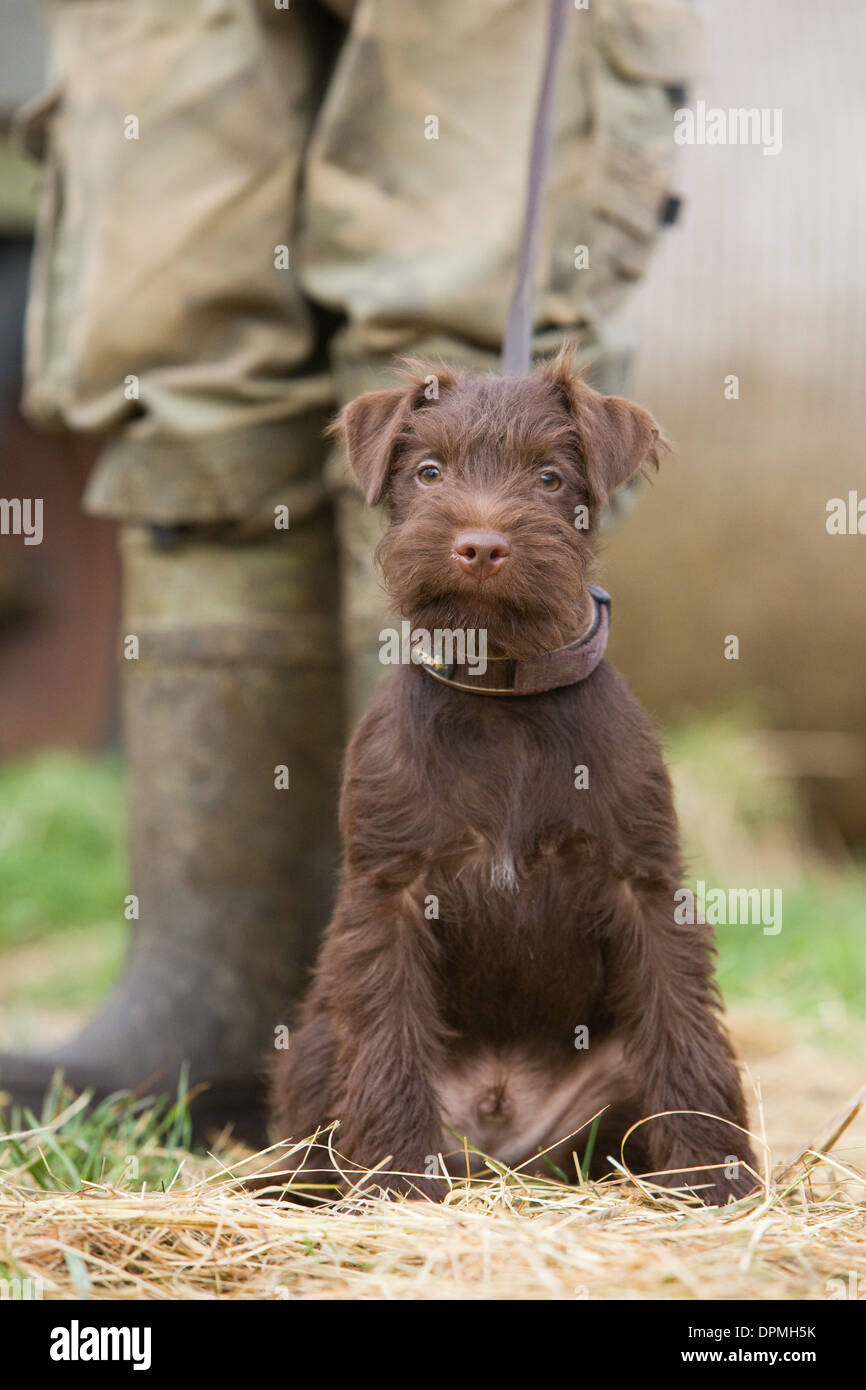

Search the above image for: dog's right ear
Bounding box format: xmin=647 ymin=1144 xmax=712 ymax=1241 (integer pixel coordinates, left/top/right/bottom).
xmin=327 ymin=388 xmax=411 ymax=507
xmin=328 ymin=364 xmax=458 ymax=506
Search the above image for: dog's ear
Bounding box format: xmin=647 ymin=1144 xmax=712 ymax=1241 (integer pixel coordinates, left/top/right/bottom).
xmin=576 ymin=382 xmax=666 ymax=504
xmin=543 ymin=349 xmax=668 ymax=505
xmin=327 ymin=388 xmax=410 ymax=507
xmin=328 ymin=363 xmax=458 ymax=507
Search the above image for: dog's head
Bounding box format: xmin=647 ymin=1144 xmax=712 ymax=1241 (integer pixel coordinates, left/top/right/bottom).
xmin=330 ymin=348 xmax=666 ymax=657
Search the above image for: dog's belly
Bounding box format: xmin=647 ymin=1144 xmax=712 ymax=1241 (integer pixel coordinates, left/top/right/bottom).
xmin=436 ymin=1036 xmax=635 ymax=1176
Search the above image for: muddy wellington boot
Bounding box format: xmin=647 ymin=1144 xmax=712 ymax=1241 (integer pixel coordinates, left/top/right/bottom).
xmin=0 ymin=517 xmax=343 ymax=1146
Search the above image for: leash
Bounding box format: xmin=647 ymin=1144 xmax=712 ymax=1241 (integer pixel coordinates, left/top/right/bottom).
xmin=420 ymin=0 xmax=612 ymax=698
xmin=501 ymin=0 xmax=571 ymax=376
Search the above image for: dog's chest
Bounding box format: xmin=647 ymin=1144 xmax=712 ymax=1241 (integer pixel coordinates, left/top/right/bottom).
xmin=414 ymin=702 xmax=594 ymax=894
xmin=352 ymin=674 xmax=617 ymax=1039
xmin=354 ymin=672 xmax=615 ymax=924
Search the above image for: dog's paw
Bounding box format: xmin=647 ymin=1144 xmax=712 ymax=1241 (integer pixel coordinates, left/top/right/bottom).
xmin=371 ymin=1169 xmax=449 ymax=1203
xmin=650 ymin=1149 xmax=759 ymax=1206
xmin=705 ymin=1162 xmax=761 ymax=1205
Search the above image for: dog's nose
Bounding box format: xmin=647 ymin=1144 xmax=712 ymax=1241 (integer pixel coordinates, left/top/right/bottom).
xmin=453 ymin=530 xmax=511 ymax=579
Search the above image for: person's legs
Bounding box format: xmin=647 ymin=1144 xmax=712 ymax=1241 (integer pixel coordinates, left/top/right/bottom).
xmin=2 ymin=0 xmax=347 ymax=1143
xmin=24 ymin=0 xmax=342 ymax=491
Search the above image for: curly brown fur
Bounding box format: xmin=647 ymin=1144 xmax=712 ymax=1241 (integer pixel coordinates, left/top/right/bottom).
xmin=270 ymin=347 xmax=757 ymax=1205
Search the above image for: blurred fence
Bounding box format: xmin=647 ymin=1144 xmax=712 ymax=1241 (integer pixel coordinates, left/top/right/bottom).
xmin=603 ymin=0 xmax=866 ymax=844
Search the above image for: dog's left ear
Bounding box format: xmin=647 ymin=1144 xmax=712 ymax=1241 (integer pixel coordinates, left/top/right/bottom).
xmin=544 ymin=352 xmax=668 ymax=505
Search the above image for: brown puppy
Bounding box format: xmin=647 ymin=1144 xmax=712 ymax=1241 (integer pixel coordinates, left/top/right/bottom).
xmin=270 ymin=350 xmax=758 ymax=1204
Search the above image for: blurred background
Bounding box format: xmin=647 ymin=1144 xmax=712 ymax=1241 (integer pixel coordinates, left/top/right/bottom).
xmin=0 ymin=0 xmax=863 ymax=1159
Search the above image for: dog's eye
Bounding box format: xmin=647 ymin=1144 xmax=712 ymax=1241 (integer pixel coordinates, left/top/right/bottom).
xmin=537 ymin=470 xmax=562 ymax=492
xmin=416 ymin=461 xmax=443 ymax=486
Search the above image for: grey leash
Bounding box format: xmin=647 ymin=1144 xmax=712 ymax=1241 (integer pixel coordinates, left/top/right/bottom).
xmin=501 ymin=0 xmax=571 ymax=376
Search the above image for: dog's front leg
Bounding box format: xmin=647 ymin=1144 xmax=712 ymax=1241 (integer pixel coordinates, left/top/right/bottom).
xmin=324 ymin=876 xmax=449 ymax=1201
xmin=605 ymin=880 xmax=759 ymax=1205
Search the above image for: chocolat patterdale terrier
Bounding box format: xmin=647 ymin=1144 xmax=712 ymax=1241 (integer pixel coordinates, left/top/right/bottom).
xmin=271 ymin=349 xmax=758 ymax=1205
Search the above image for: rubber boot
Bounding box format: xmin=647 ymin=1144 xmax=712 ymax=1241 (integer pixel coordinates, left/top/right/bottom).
xmin=0 ymin=517 xmax=343 ymax=1145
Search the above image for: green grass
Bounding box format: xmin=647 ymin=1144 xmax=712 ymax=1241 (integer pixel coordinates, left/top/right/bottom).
xmin=0 ymin=1074 xmax=193 ymax=1193
xmin=0 ymin=752 xmax=125 ymax=947
xmin=4 ymin=923 xmax=126 ymax=1016
xmin=715 ymin=869 xmax=866 ymax=1010
xmin=662 ymin=709 xmax=866 ymax=1012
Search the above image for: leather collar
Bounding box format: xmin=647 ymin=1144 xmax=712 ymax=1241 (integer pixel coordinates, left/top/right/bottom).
xmin=414 ymin=585 xmax=611 ymax=697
